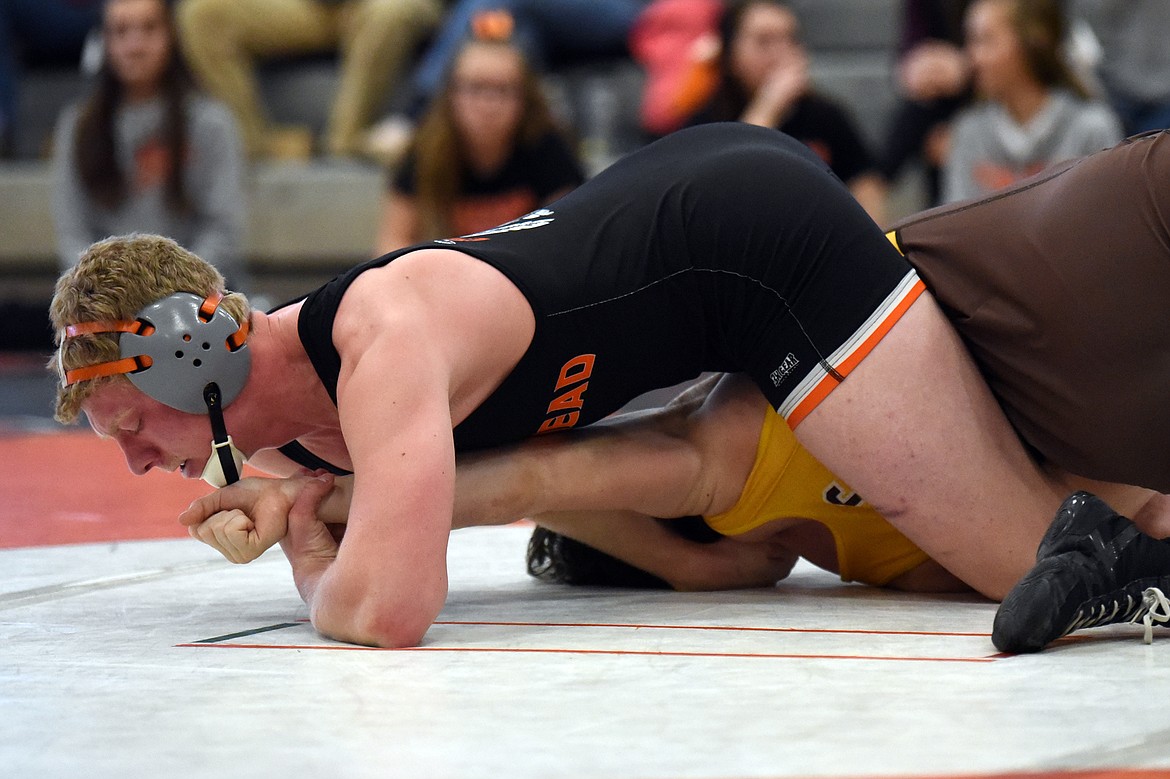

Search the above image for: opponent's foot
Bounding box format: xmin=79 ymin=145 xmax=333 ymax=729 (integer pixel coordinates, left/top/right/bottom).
xmin=992 ymin=492 xmax=1170 ymax=653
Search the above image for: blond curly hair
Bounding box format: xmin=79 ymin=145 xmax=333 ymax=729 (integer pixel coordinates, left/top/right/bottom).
xmin=49 ymin=234 xmax=251 ymax=424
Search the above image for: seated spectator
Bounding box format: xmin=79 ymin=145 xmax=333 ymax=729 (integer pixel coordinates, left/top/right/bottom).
xmin=686 ymin=0 xmax=886 ymax=223
xmin=942 ymin=0 xmax=1123 ymax=203
xmin=175 ymin=0 xmax=444 ymax=159
xmin=0 ymin=0 xmax=102 ymax=157
xmin=1071 ymin=0 xmax=1170 ymax=135
xmin=878 ymin=0 xmax=973 ymax=207
xmin=628 ymin=0 xmax=723 ymax=138
xmin=374 ymin=29 xmax=584 ymax=253
xmin=404 ymin=0 xmax=645 ymax=115
xmin=51 ymin=0 xmax=247 ymax=290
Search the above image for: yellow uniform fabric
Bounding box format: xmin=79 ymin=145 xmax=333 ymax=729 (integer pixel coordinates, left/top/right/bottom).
xmin=704 ymin=410 xmax=930 ymax=586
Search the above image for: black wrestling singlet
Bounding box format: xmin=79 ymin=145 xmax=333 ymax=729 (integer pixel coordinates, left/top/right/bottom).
xmin=295 ymin=123 xmax=916 ymax=456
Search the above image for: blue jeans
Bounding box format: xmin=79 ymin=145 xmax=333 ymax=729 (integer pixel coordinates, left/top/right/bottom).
xmin=409 ymin=0 xmax=644 ymax=111
xmin=1109 ymin=92 xmax=1170 ymax=136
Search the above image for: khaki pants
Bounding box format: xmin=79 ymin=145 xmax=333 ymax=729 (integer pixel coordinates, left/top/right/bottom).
xmin=176 ymin=0 xmax=443 ymax=157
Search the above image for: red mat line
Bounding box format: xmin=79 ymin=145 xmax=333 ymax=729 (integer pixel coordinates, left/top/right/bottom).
xmin=434 ymin=619 xmax=992 ymax=637
xmin=176 ymin=642 xmax=1002 ymax=662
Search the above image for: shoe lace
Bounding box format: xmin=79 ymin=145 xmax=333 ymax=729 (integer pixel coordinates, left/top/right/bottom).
xmin=1130 ymin=587 xmax=1170 ymax=645
xmin=1064 ymin=590 xmax=1148 ymax=637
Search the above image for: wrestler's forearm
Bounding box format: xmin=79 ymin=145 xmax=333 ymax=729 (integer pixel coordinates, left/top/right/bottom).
xmin=535 ymin=510 xmax=697 ymax=588
xmin=317 ymin=475 xmax=355 ymax=525
xmin=306 ymin=374 xmax=727 ymax=532
xmin=450 ymin=376 xmax=764 ymax=528
xmin=535 ymin=510 xmax=796 ymax=591
xmin=451 ymin=423 xmax=711 ymax=529
xmin=279 ymin=428 xmax=705 ymax=535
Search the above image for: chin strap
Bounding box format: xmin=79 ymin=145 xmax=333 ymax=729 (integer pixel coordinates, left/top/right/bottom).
xmin=203 ymin=382 xmax=241 ymax=486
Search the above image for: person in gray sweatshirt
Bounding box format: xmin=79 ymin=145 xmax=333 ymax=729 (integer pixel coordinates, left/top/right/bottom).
xmin=51 ymin=0 xmax=246 ymax=288
xmin=941 ymin=0 xmax=1121 ymax=204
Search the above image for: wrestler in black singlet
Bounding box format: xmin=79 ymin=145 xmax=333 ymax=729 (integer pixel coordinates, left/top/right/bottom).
xmin=282 ymin=123 xmax=917 ymax=469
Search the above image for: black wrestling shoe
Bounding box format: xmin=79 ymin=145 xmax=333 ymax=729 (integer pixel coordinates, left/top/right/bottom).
xmin=1035 ymin=491 xmax=1122 ymax=559
xmin=992 ymin=492 xmax=1170 ymax=653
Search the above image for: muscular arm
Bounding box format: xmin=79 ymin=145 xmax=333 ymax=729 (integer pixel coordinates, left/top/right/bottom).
xmin=453 ymin=374 xmax=765 ymax=527
xmin=292 ymin=251 xmax=536 ymax=647
xmin=184 ymin=375 xmax=767 ymax=568
xmin=260 ymin=374 xmax=758 ymax=528
xmin=450 ymin=413 xmax=707 ymax=528
xmin=535 ymin=509 xmax=798 ymax=591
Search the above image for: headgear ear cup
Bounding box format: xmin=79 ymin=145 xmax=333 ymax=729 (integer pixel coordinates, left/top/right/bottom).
xmin=120 ymin=292 xmax=251 ymax=414
xmin=126 ymin=293 xmax=250 ymax=486
xmin=62 ymin=291 xmax=251 ymax=487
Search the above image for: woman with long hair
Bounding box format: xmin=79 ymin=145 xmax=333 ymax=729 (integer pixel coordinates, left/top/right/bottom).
xmin=940 ymin=0 xmax=1122 ymax=202
xmin=686 ymin=0 xmax=887 ymax=223
xmin=375 ymin=25 xmax=584 ymax=252
xmin=51 ymin=0 xmax=246 ymax=285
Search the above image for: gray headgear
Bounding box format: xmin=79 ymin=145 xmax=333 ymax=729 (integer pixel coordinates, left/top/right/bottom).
xmin=120 ymin=292 xmax=251 ymax=414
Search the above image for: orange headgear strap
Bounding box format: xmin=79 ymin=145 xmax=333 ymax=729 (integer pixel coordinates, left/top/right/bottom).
xmin=64 ymin=319 xmax=154 ymax=339
xmin=63 ymin=355 xmax=154 ymax=385
xmin=199 ymin=291 xmax=224 ymax=320
xmin=226 ymin=316 xmax=250 ymax=351
xmin=59 ymin=292 xmax=246 ymax=388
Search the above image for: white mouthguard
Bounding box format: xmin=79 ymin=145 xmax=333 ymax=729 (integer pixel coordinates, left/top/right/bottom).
xmin=200 ymin=436 xmax=247 ymax=488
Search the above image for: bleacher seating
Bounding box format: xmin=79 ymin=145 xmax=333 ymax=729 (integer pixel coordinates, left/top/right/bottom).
xmin=789 ymin=0 xmax=900 ymax=150
xmin=0 ymin=0 xmax=903 ymax=300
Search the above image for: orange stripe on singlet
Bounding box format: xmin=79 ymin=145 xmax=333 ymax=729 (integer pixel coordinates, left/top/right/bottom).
xmin=786 ymin=277 xmax=926 ymax=429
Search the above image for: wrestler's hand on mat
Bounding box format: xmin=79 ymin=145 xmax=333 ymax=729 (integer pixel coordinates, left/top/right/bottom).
xmin=690 ymin=537 xmax=799 ymax=591
xmin=279 ymin=474 xmax=341 ymax=602
xmin=179 ymin=474 xmax=327 ymax=563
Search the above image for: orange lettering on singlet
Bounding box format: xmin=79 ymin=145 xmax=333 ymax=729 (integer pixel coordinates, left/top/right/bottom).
xmin=546 ymin=382 xmax=589 ymax=413
xmin=554 ymin=354 xmax=594 ymax=390
xmin=537 ymin=411 xmax=580 ymax=434
xmin=537 ymin=354 xmax=596 ymax=434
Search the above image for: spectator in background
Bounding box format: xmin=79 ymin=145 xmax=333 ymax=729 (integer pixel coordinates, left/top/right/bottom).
xmin=1070 ymin=0 xmax=1170 ymax=135
xmin=375 ymin=27 xmax=584 ymax=252
xmin=686 ymin=0 xmax=886 ymax=224
xmin=403 ymin=0 xmax=644 ymax=116
xmin=941 ymin=0 xmax=1122 ymax=203
xmin=175 ymin=0 xmax=444 ymax=159
xmin=628 ymin=0 xmax=723 ymax=139
xmin=879 ymin=0 xmax=973 ymax=206
xmin=51 ymin=0 xmax=247 ymax=288
xmin=0 ymin=0 xmax=103 ymax=157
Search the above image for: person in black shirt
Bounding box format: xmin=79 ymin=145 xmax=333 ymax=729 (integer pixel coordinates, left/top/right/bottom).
xmin=375 ymin=33 xmax=583 ymax=252
xmin=687 ymin=0 xmax=886 ymax=222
